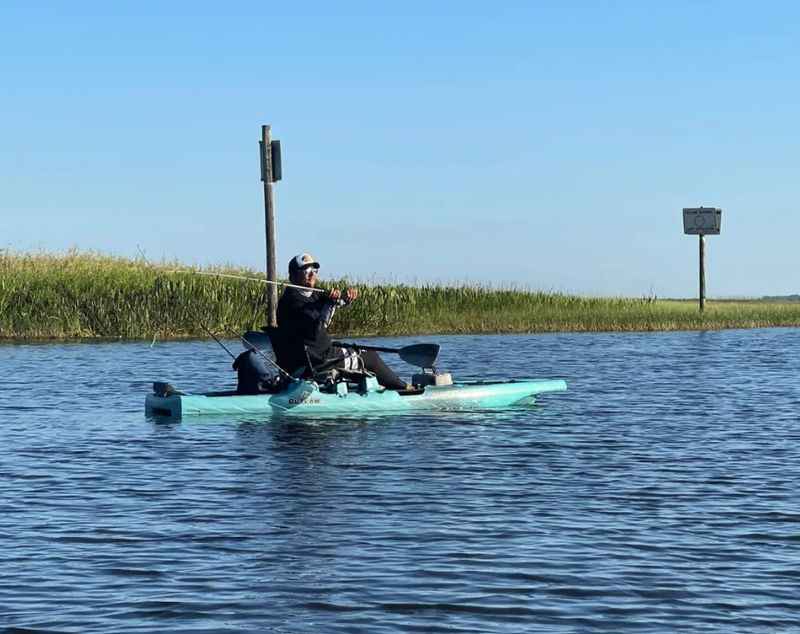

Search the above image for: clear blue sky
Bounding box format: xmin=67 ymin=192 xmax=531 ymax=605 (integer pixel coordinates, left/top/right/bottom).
xmin=2 ymin=1 xmax=798 ymax=297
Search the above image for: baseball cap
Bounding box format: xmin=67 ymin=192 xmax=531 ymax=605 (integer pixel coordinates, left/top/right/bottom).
xmin=288 ymin=253 xmax=320 ymax=274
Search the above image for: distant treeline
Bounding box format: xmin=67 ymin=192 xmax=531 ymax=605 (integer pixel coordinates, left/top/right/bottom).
xmin=762 ymin=295 xmax=800 ymax=302
xmin=3 ymin=251 xmax=800 ymax=340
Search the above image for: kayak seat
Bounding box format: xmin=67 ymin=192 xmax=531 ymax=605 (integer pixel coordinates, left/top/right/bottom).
xmin=262 ymin=325 xmax=343 ymax=379
xmin=262 ymin=326 xmax=370 ymax=387
xmin=261 ymin=326 xmax=308 ymax=376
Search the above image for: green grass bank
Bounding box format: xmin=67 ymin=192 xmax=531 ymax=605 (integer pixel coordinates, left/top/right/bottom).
xmin=2 ymin=251 xmax=800 ymax=341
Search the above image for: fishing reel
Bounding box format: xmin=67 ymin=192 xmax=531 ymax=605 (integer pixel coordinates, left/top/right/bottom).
xmin=257 ymin=374 xmax=288 ymax=394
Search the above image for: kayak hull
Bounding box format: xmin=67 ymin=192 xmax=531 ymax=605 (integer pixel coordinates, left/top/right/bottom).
xmin=145 ymin=379 xmax=567 ymax=417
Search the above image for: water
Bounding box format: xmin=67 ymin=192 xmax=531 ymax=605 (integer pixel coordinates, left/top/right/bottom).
xmin=2 ymin=329 xmax=800 ymax=633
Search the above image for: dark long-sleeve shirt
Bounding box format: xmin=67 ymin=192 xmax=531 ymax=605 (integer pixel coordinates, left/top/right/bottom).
xmin=276 ymin=287 xmax=340 ymax=365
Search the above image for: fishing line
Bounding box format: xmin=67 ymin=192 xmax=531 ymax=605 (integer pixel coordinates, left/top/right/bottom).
xmin=136 ymin=246 xmax=170 ymax=347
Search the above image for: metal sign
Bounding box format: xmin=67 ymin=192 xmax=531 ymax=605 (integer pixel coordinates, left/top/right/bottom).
xmin=683 ymin=207 xmax=722 ymax=235
xmin=270 ymin=140 xmax=282 ymax=182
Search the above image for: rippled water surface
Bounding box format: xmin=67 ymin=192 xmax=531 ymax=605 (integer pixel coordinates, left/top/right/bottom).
xmin=3 ymin=329 xmax=800 ymax=632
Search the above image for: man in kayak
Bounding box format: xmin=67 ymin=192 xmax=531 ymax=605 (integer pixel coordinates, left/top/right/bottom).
xmin=276 ymin=253 xmax=409 ymax=390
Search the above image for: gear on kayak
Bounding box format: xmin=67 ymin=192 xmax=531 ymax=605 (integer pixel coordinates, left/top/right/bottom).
xmin=231 ymin=349 xmax=287 ymax=395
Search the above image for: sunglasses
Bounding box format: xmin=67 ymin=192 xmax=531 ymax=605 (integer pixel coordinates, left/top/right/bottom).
xmin=301 ymin=266 xmax=319 ymax=275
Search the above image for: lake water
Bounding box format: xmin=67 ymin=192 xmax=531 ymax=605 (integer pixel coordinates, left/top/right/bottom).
xmin=2 ymin=329 xmax=800 ymax=633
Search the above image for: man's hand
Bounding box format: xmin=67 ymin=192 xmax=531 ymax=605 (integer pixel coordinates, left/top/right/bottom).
xmin=344 ymin=288 xmax=358 ymax=304
xmin=328 ymin=287 xmax=358 ymax=304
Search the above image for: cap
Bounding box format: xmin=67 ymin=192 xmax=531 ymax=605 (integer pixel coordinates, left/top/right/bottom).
xmin=288 ymin=253 xmax=320 ymax=274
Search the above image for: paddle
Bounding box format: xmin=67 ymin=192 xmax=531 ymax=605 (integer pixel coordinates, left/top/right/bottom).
xmin=332 ymin=342 xmax=440 ymax=369
xmin=242 ymin=330 xmax=440 ymax=368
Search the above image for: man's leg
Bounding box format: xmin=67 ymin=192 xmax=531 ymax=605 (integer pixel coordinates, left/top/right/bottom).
xmin=360 ymin=349 xmax=408 ymax=390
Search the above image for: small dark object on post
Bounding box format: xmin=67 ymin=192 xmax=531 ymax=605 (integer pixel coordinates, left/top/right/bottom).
xmin=270 ymin=140 xmax=282 ymax=181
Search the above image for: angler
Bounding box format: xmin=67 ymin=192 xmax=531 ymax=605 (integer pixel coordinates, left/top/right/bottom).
xmin=275 ymin=253 xmax=410 ymax=391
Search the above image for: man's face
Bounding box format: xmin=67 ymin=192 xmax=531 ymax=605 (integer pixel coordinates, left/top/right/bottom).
xmin=293 ymin=265 xmax=319 ymax=288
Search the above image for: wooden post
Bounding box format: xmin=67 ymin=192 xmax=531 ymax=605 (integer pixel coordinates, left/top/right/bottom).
xmin=261 ymin=125 xmax=278 ymax=327
xmin=699 ymin=234 xmax=705 ymax=312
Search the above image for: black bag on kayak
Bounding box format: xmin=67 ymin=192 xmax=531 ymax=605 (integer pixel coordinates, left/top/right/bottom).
xmin=232 ymin=349 xmax=277 ymax=395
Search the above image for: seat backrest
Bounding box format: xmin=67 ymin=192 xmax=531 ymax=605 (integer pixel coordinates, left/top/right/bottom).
xmin=262 ymin=326 xmax=308 ymax=376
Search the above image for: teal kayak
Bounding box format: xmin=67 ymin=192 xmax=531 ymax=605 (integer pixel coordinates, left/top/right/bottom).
xmin=145 ymin=376 xmax=567 ymax=417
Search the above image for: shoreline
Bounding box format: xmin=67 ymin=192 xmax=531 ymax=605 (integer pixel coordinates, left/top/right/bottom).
xmin=4 ymin=314 xmax=800 ymax=344
xmin=3 ymin=323 xmax=800 ymax=345
xmin=3 ymin=251 xmax=800 ymax=340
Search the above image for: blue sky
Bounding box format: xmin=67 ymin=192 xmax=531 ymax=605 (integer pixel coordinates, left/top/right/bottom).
xmin=2 ymin=1 xmax=798 ymax=297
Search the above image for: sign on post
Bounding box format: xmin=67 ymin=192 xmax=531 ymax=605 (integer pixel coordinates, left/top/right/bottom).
xmin=683 ymin=207 xmax=722 ymax=312
xmin=683 ymin=207 xmax=721 ymax=235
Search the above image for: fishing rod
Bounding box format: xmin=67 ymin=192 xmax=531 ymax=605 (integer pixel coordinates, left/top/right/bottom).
xmin=137 ymin=249 xmax=315 ymax=376
xmin=136 ymin=250 xmax=313 ymax=354
xmin=230 ymin=330 xmax=298 ymax=382
xmin=165 ymin=269 xmax=328 ymax=294
xmin=197 ymin=318 xmax=298 ymax=384
xmin=201 ymin=322 xmax=297 ymax=382
xmin=199 ymin=323 xmax=237 ymax=360
xmin=137 ymin=245 xmax=328 ymax=294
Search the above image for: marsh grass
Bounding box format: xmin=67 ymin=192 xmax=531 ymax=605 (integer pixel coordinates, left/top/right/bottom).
xmin=2 ymin=251 xmax=800 ymax=340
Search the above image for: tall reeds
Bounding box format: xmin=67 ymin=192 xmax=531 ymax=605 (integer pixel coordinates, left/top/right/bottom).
xmin=1 ymin=251 xmax=799 ymax=340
